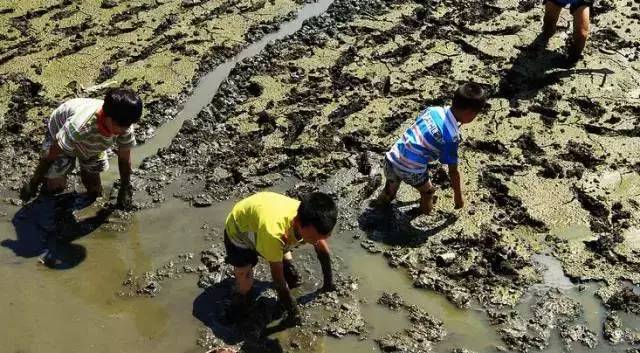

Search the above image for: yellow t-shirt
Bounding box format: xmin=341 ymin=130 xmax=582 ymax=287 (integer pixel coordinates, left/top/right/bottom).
xmin=225 ymin=192 xmax=301 ymax=262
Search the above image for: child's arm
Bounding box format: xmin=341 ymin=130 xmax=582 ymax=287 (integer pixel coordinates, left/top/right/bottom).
xmin=116 ymin=148 xmax=133 ymax=208
xmin=448 ymin=164 xmax=464 ymax=209
xmin=20 ymin=142 xmax=63 ymax=201
xmin=270 ymin=261 xmax=301 ymax=325
xmin=314 ymin=239 xmax=336 ymax=292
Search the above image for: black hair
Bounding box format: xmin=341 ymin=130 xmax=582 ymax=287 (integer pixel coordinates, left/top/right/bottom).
xmin=297 ymin=192 xmax=338 ymax=235
xmin=452 ymin=82 xmax=487 ymax=113
xmin=103 ymin=88 xmax=143 ymax=127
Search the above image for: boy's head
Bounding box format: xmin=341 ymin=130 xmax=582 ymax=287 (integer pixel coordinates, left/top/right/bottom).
xmin=102 ymin=88 xmax=143 ymax=136
xmin=293 ymin=192 xmax=338 ymax=244
xmin=451 ymin=82 xmax=487 ymax=124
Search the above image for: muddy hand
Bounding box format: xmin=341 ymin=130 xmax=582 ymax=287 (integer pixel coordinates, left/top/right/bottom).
xmin=319 ymin=282 xmax=337 ymax=293
xmin=116 ymin=183 xmax=133 ymax=210
xmin=281 ymin=309 xmax=302 ymax=327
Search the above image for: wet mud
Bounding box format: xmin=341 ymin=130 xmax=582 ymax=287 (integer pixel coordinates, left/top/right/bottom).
xmin=2 ymin=0 xmax=640 ymax=352
xmin=0 ymin=0 xmax=308 ymax=193
xmin=129 ymin=0 xmax=640 ymax=350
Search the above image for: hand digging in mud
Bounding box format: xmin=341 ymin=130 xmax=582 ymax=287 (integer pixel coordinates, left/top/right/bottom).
xmin=373 ymin=83 xmax=486 ymax=215
xmin=223 ymin=192 xmax=338 ymax=327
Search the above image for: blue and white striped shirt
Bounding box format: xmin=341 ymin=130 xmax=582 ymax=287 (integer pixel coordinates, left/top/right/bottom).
xmin=386 ymin=106 xmax=460 ymax=174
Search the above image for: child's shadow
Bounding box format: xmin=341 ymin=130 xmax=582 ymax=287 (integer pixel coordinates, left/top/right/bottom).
xmin=499 ymin=33 xmax=614 ymax=105
xmin=358 ymin=202 xmax=457 ymax=247
xmin=1 ymin=193 xmax=112 ymax=270
xmin=192 ymin=279 xmax=287 ymax=353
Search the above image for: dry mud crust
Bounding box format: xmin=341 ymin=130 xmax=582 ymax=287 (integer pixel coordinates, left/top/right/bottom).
xmin=0 ymin=0 xmax=308 ymax=193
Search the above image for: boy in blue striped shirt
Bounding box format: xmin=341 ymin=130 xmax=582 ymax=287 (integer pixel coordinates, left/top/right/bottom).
xmin=374 ymin=83 xmax=487 ymax=215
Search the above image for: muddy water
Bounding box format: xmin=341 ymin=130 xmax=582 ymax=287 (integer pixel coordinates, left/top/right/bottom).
xmin=328 ymin=234 xmax=501 ymax=352
xmin=0 ymin=196 xmax=231 ymax=353
xmin=1 ymin=1 xmax=337 ymax=352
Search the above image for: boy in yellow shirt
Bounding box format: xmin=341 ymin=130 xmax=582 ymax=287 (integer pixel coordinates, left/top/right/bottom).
xmin=224 ymin=191 xmax=338 ymax=325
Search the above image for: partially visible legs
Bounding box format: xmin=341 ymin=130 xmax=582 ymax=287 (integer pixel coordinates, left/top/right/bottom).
xmin=415 ymin=179 xmax=436 ymax=215
xmin=79 ymin=154 xmax=108 ymax=200
xmin=80 ymin=170 xmax=103 ymax=200
xmin=45 ymin=177 xmax=67 ymax=195
xmin=542 ymin=0 xmax=563 ymax=40
xmin=233 ymin=265 xmax=254 ymax=296
xmin=570 ymin=5 xmax=591 ymax=60
xmin=371 ymin=158 xmax=402 ymax=208
xmin=223 ymin=232 xmax=258 ymax=321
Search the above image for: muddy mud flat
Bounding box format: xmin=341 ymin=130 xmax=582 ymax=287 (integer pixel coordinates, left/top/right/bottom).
xmin=133 ymin=0 xmax=640 ymax=351
xmin=0 ymin=0 xmax=313 ymax=195
xmin=2 ymin=0 xmax=640 ymax=352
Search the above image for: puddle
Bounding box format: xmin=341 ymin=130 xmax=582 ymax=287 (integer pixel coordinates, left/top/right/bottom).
xmin=0 ymin=1 xmax=336 ymax=352
xmin=326 ymin=231 xmax=501 ymax=353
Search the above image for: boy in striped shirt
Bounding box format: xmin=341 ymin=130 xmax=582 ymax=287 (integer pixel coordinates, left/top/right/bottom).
xmin=20 ymin=88 xmax=143 ymax=208
xmin=374 ymin=83 xmax=487 ymax=215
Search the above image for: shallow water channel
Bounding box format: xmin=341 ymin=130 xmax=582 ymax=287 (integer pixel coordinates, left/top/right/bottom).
xmin=1 ymin=0 xmax=638 ymax=352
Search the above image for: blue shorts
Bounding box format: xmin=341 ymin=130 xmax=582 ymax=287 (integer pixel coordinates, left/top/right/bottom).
xmin=543 ymin=0 xmax=593 ymax=13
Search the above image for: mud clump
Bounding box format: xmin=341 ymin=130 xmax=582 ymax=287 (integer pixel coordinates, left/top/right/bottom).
xmin=375 ymin=305 xmax=446 ymax=353
xmin=498 ymin=290 xmax=586 ymax=352
xmin=120 ymin=252 xmax=203 ymax=297
xmin=561 ymin=141 xmax=604 ymax=170
xmin=605 ymin=287 xmax=640 ymax=315
xmin=480 ymin=172 xmax=547 ymax=231
xmin=378 ymin=292 xmax=405 ymax=311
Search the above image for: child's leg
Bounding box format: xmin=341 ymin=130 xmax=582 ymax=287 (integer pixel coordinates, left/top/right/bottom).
xmin=234 ymin=265 xmax=254 ymax=295
xmin=542 ymin=1 xmax=563 ymax=39
xmin=570 ymin=5 xmax=590 ymax=59
xmin=379 ymin=180 xmax=400 ymax=204
xmin=415 ymin=180 xmax=436 ymax=215
xmin=80 ymin=170 xmax=103 ymax=199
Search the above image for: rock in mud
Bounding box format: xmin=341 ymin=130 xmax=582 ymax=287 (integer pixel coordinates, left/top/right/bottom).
xmin=378 ymin=292 xmax=406 ymax=311
xmin=560 ymin=324 xmax=598 ymax=349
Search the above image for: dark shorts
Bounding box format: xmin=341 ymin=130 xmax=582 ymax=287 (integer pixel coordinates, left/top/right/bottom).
xmin=543 ymin=0 xmax=593 ymax=13
xmin=224 ymin=231 xmax=258 ymax=267
xmin=383 ymin=157 xmax=429 ymax=188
